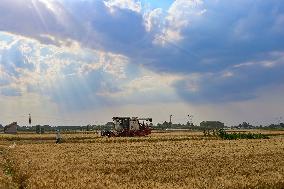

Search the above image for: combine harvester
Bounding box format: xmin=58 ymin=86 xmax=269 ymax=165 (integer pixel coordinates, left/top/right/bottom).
xmin=101 ymin=117 xmax=152 ymax=137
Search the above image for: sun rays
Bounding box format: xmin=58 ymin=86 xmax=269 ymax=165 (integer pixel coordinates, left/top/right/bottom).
xmin=30 ymin=0 xmax=50 ymax=33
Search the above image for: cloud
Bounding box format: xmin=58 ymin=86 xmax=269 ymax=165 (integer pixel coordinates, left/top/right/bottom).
xmin=0 ymin=87 xmax=21 ymax=96
xmin=175 ymin=51 xmax=284 ymax=103
xmin=0 ymin=64 xmax=13 ymax=87
xmin=97 ymin=68 xmax=183 ymax=103
xmin=0 ymin=32 xmax=120 ymax=103
xmin=234 ymin=51 xmax=284 ymax=68
xmin=0 ymin=32 xmax=180 ymax=111
xmin=144 ymin=8 xmax=163 ymax=32
xmin=104 ymin=0 xmax=142 ymax=13
xmin=0 ymin=0 xmax=284 ymax=106
xmin=0 ymin=0 xmax=79 ymax=45
xmin=154 ymin=0 xmax=206 ymax=45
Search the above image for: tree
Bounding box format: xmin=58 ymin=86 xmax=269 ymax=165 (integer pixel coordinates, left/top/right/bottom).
xmin=200 ymin=121 xmax=224 ymax=129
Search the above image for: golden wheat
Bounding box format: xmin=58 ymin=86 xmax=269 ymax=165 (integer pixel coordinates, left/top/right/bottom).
xmin=2 ymin=136 xmax=283 ymax=189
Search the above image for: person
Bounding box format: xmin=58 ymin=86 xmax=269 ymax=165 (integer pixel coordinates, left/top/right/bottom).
xmin=56 ymin=129 xmax=62 ymax=144
xmin=142 ymin=121 xmax=145 ymax=129
xmin=145 ymin=122 xmax=149 ymax=128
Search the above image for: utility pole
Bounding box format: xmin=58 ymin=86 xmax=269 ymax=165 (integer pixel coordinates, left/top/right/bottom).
xmin=187 ymin=115 xmax=193 ymax=126
xmin=170 ymin=115 xmax=173 ymax=127
xmin=278 ymin=116 xmax=283 ymax=125
xmin=29 ymin=114 xmax=32 ymax=126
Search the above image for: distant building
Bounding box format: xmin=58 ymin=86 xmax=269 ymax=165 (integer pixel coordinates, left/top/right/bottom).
xmin=4 ymin=122 xmax=18 ymax=134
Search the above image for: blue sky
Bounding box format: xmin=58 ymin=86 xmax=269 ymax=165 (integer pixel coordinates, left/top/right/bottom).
xmin=0 ymin=0 xmax=284 ymax=126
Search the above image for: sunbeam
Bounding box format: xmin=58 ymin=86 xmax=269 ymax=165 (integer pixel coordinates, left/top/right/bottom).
xmin=30 ymin=0 xmax=49 ymax=33
xmin=0 ymin=0 xmax=284 ymax=127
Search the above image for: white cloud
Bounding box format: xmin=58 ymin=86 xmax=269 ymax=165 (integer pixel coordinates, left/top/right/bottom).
xmin=153 ymin=0 xmax=206 ymax=45
xmin=233 ymin=51 xmax=284 ymax=69
xmin=101 ymin=53 xmax=129 ymax=79
xmin=167 ymin=0 xmax=205 ymax=29
xmin=0 ymin=0 xmax=283 ymax=125
xmin=78 ymin=52 xmax=129 ymax=79
xmin=0 ymin=0 xmax=79 ymax=47
xmin=0 ymin=33 xmax=21 ymax=50
xmin=0 ymin=32 xmax=131 ymax=100
xmin=144 ymin=8 xmax=163 ymax=32
xmin=38 ymin=0 xmax=59 ymax=13
xmin=97 ymin=68 xmax=184 ymax=99
xmin=126 ymin=71 xmax=182 ymax=92
xmin=104 ymin=0 xmax=142 ymax=13
xmin=0 ymin=65 xmax=12 ymax=87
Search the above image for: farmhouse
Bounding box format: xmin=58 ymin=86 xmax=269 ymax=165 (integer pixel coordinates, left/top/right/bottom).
xmin=4 ymin=122 xmax=18 ymax=134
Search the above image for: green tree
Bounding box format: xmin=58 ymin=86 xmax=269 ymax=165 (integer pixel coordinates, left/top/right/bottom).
xmin=200 ymin=121 xmax=224 ymax=129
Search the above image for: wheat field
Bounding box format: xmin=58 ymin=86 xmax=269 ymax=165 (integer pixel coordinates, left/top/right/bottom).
xmin=0 ymin=132 xmax=283 ymax=189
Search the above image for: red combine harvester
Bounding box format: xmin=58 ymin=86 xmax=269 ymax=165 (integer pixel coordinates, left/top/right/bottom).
xmin=101 ymin=117 xmax=152 ymax=137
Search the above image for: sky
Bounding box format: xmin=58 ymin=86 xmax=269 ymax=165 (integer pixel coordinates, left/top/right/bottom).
xmin=0 ymin=0 xmax=284 ymax=126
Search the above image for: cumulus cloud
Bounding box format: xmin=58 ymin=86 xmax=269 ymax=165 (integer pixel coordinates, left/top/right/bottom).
xmin=144 ymin=8 xmax=164 ymax=32
xmin=154 ymin=0 xmax=206 ymax=45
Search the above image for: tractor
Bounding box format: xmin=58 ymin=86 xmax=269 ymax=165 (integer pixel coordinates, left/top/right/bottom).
xmin=101 ymin=117 xmax=152 ymax=137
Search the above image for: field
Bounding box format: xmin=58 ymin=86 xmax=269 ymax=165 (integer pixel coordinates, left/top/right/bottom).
xmin=0 ymin=130 xmax=283 ymax=189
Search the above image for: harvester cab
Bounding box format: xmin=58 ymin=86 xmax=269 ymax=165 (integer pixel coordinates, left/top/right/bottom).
xmin=101 ymin=117 xmax=152 ymax=137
